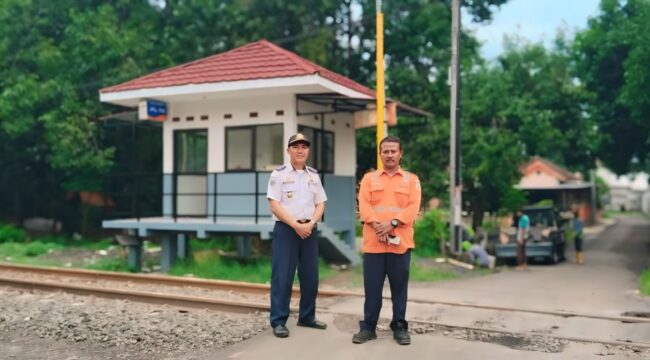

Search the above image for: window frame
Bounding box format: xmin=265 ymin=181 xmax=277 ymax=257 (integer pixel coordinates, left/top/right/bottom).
xmin=225 ymin=123 xmax=284 ymax=173
xmin=173 ymin=129 xmax=208 ymax=174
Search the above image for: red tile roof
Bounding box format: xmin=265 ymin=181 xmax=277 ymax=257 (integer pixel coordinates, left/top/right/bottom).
xmin=100 ymin=39 xmax=375 ymax=97
xmin=520 ymin=156 xmax=580 ymax=182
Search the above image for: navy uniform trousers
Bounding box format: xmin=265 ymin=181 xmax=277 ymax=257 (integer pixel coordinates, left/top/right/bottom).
xmin=270 ymin=221 xmax=319 ymax=327
xmin=360 ymin=250 xmax=411 ymax=331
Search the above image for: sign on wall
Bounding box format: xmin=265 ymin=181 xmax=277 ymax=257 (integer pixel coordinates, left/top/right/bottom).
xmin=138 ymin=99 xmax=167 ymax=121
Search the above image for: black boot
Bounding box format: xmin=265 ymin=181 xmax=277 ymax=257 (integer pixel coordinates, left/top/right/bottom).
xmin=391 ymin=322 xmax=410 ymax=345
xmin=352 ymin=329 xmax=377 ymax=344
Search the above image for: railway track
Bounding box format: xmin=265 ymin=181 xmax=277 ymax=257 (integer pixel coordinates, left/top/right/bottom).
xmin=1 ymin=262 xmax=648 ymax=350
xmin=0 ymin=262 xmax=646 ymax=323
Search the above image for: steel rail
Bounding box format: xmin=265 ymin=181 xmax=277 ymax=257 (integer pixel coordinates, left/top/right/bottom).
xmin=0 ymin=262 xmax=354 ymax=297
xmin=0 ymin=274 xmax=647 ymax=351
xmin=1 ymin=262 xmax=648 ymax=324
xmin=0 ymin=275 xmax=271 ymax=314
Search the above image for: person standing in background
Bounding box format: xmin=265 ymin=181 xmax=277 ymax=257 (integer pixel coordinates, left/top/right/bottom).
xmin=516 ymin=209 xmax=530 ymax=271
xmin=574 ymin=212 xmax=585 ymax=265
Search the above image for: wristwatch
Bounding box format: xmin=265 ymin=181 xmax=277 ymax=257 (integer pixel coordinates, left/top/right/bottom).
xmin=391 ymin=219 xmax=399 ymax=228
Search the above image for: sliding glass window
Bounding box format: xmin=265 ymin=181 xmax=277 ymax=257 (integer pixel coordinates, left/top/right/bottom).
xmin=226 ymin=124 xmax=283 ymax=171
xmin=174 ymin=130 xmax=207 ymax=173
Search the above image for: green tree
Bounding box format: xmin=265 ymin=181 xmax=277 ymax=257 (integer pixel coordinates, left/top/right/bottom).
xmin=459 ymin=35 xmax=596 ymax=227
xmin=574 ymin=0 xmax=650 ymax=174
xmin=0 ymin=1 xmax=158 ymax=226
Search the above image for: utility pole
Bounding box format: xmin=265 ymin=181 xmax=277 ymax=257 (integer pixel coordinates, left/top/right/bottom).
xmin=589 ymin=169 xmax=598 ymax=225
xmin=449 ymin=0 xmax=462 ymax=254
xmin=376 ymin=0 xmax=387 ymax=169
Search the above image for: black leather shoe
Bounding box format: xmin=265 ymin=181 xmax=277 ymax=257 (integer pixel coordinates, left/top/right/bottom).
xmin=296 ymin=319 xmax=327 ymax=329
xmin=273 ymin=325 xmax=289 ymax=338
xmin=352 ymin=329 xmax=377 ymax=344
xmin=392 ymin=324 xmax=411 ymax=345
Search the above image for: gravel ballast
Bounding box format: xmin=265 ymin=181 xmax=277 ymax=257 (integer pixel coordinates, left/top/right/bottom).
xmin=0 ymin=286 xmax=268 ymax=359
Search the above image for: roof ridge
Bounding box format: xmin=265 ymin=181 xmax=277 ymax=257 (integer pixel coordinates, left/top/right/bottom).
xmin=523 ymin=156 xmax=576 ymax=180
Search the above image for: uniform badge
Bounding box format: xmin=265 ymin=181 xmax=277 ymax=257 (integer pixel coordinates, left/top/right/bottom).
xmin=287 ymin=191 xmax=294 ymax=199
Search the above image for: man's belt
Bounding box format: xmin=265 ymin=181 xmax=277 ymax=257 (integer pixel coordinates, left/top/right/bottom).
xmin=297 ymin=219 xmax=311 ymax=224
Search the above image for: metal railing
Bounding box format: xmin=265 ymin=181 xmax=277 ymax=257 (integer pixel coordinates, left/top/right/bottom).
xmin=102 ymin=172 xmax=274 ymax=223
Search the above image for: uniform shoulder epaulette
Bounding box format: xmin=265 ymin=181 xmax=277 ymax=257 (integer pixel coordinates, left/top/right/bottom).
xmin=275 ymin=165 xmax=287 ymax=171
xmin=306 ymin=166 xmax=318 ymax=173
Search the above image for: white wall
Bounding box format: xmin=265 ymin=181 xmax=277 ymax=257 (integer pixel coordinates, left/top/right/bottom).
xmin=643 ymin=192 xmax=650 ymax=213
xmin=163 ymin=93 xmax=296 ymax=173
xmin=519 ymin=171 xmax=560 ymax=188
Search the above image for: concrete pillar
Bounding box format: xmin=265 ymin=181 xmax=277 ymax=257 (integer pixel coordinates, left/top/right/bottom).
xmin=338 ymin=229 xmax=353 ymax=248
xmin=177 ymin=233 xmax=190 ymax=260
xmin=161 ymin=233 xmax=178 ymax=272
xmin=127 ymin=244 xmax=142 ymax=272
xmin=115 ymin=234 xmax=142 ymax=272
xmin=236 ymin=235 xmax=252 ymax=259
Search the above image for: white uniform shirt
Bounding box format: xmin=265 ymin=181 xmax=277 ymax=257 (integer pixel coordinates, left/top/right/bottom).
xmin=266 ymin=165 xmax=327 ymax=221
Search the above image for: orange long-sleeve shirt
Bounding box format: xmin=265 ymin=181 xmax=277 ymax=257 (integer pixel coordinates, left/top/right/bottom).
xmin=358 ymin=168 xmax=422 ymax=254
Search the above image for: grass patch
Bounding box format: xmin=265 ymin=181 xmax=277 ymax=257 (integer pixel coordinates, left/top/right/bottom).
xmin=410 ymin=263 xmax=459 ymax=282
xmin=640 ymin=269 xmax=650 ymax=296
xmin=0 ymin=241 xmax=64 ymax=259
xmin=190 ymin=237 xmax=238 ymax=252
xmin=30 ymin=235 xmax=113 ymax=250
xmin=604 ymin=210 xmax=650 ymax=219
xmin=85 ymin=258 xmax=137 ymax=272
xmin=169 ymin=253 xmax=333 ymax=283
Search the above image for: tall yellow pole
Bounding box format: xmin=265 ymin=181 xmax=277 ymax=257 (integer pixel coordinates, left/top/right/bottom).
xmin=376 ymin=0 xmax=385 ymax=170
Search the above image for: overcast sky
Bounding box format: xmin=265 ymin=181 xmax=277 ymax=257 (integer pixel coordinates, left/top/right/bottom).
xmin=464 ymin=0 xmax=602 ymax=59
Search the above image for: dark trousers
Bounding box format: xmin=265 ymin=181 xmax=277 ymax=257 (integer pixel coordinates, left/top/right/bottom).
xmin=517 ymin=240 xmax=527 ymax=266
xmin=360 ymin=251 xmax=411 ymax=331
xmin=574 ymin=235 xmax=583 ymax=252
xmin=270 ymin=221 xmax=319 ymax=327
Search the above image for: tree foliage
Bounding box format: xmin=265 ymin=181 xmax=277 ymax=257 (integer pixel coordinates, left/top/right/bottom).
xmin=2 ymin=0 xmax=641 ymax=234
xmin=574 ymin=0 xmax=650 ymax=174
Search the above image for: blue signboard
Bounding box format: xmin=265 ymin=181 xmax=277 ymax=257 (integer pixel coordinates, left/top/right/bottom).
xmin=147 ymin=100 xmax=167 ymax=120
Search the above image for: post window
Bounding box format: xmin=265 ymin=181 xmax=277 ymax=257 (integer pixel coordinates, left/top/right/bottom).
xmin=174 ymin=130 xmax=207 ymax=173
xmin=226 ymin=124 xmax=283 ymax=171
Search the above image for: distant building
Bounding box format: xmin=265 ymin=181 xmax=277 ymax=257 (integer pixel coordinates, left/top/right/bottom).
xmin=516 ymin=156 xmax=594 ymax=224
xmin=597 ymin=166 xmax=650 ymax=213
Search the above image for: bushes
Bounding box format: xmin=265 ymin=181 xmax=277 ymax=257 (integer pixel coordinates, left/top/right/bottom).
xmin=0 ymin=241 xmax=63 ymax=258
xmin=0 ymin=223 xmax=28 ymax=243
xmin=414 ymin=209 xmax=449 ymax=257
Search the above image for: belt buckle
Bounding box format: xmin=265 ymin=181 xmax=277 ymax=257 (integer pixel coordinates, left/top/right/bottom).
xmin=297 ymin=219 xmax=310 ymax=224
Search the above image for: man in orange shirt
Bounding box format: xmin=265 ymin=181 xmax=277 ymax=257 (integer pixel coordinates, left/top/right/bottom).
xmin=352 ymin=136 xmax=421 ymax=346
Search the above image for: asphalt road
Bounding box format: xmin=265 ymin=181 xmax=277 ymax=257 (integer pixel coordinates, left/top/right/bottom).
xmin=216 ymin=215 xmax=650 ymax=359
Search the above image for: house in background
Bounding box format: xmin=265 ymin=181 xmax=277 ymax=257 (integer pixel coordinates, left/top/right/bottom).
xmin=597 ymin=166 xmax=650 ymax=213
xmin=516 ymin=156 xmax=595 ymax=224
xmin=98 ymin=39 xmax=428 ymax=271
